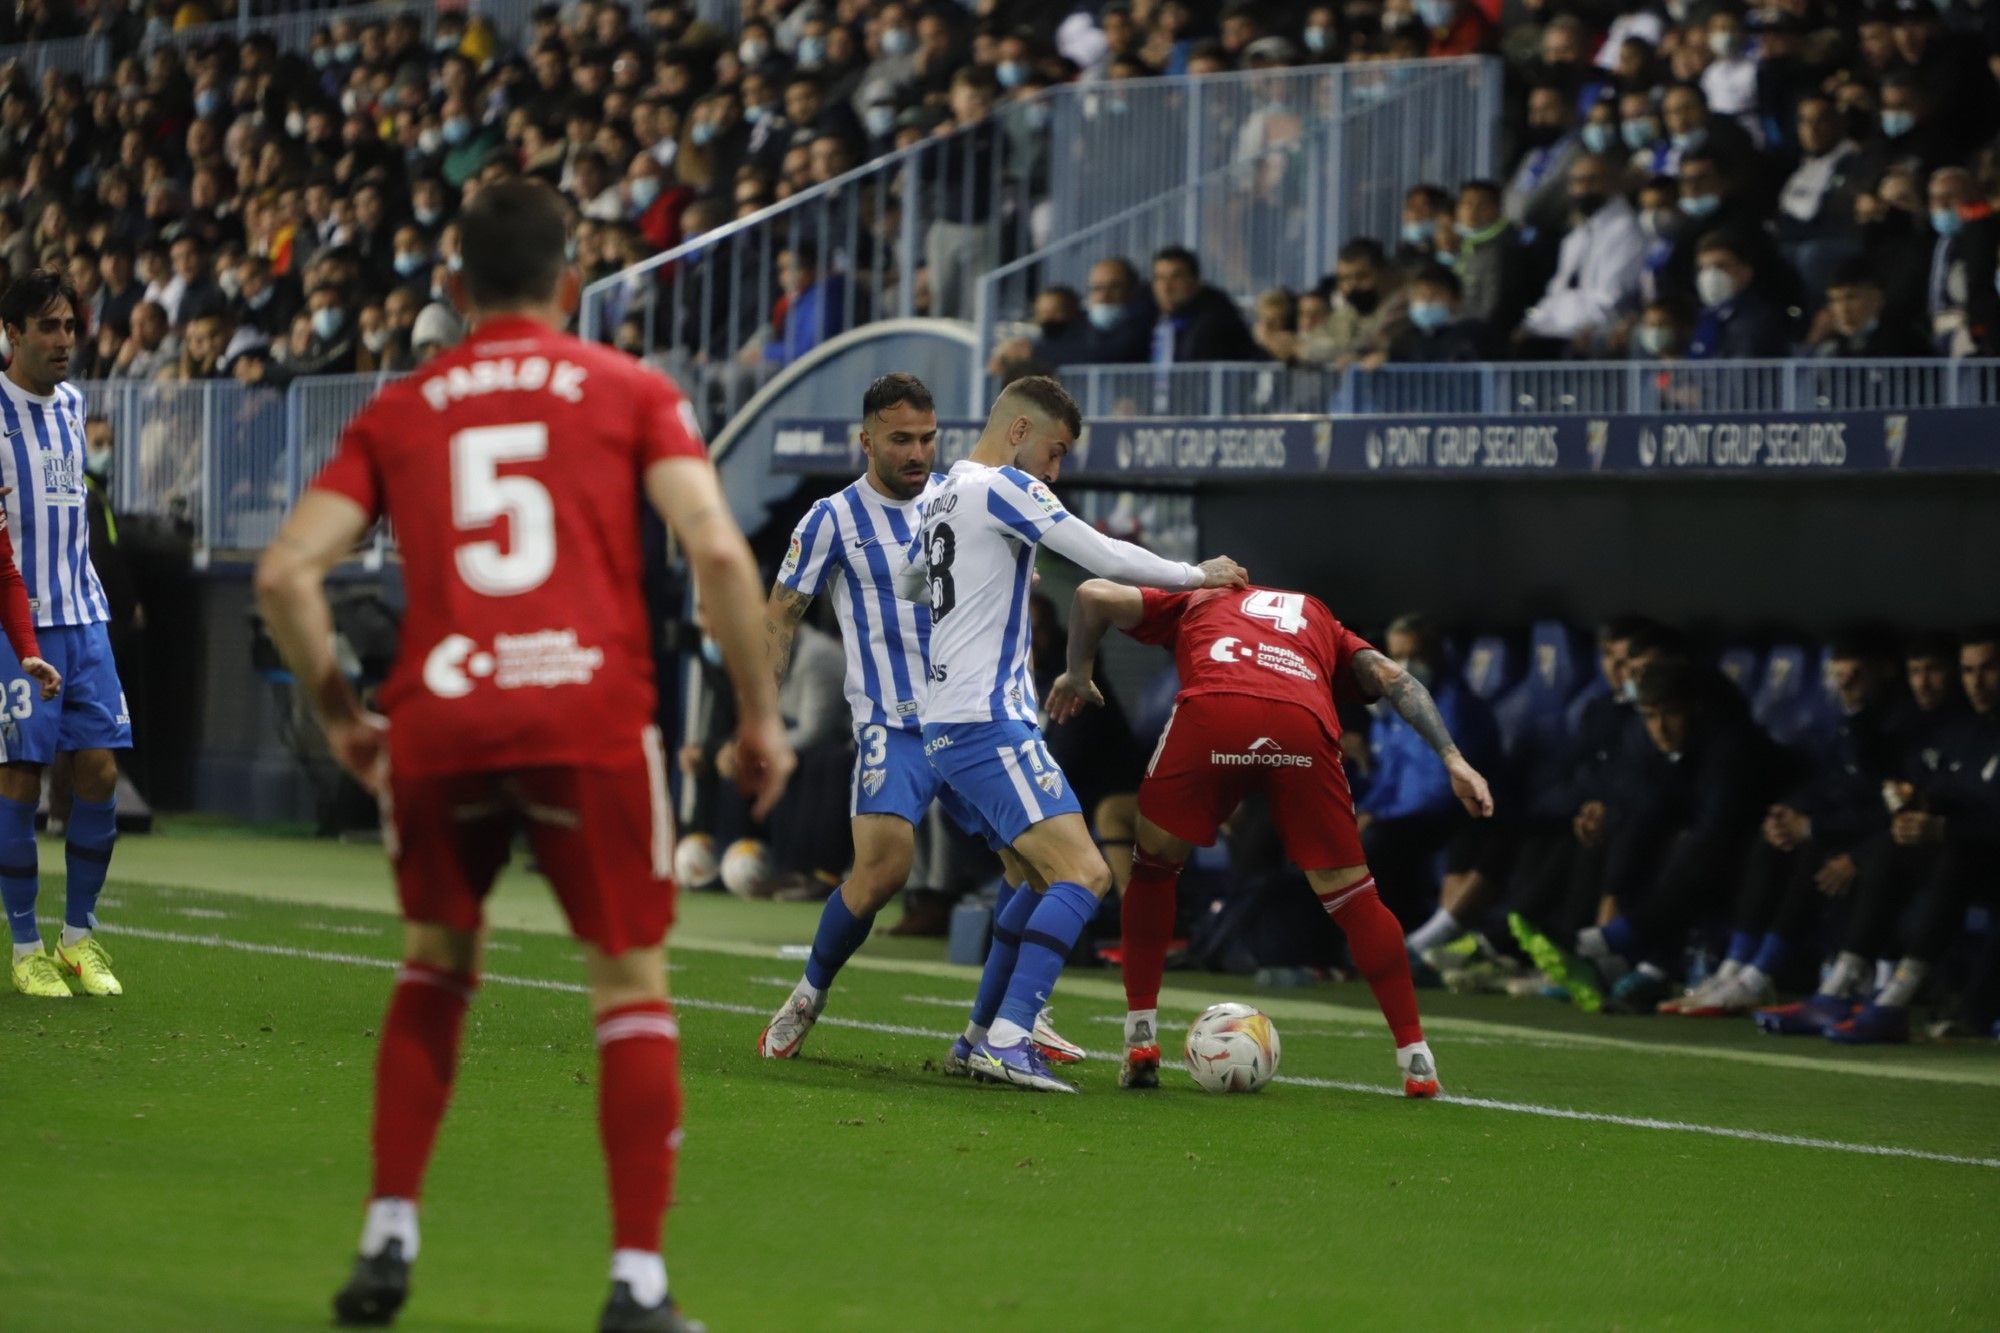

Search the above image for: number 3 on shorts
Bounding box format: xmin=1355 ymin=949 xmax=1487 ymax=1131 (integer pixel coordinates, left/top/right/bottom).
xmin=6 ymin=679 xmax=30 ymax=719
xmin=1242 ymin=590 xmax=1307 ymax=634
xmin=860 ymin=725 xmax=888 ymax=766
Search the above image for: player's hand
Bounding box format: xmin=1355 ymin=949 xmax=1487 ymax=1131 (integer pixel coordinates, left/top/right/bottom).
xmin=325 ymin=711 xmax=389 ymax=795
xmin=678 ymin=743 xmax=709 ymax=776
xmin=1814 ymin=853 xmax=1857 ymax=898
xmin=715 ymin=739 xmax=738 ymax=782
xmin=1891 ymin=810 xmax=1945 ymax=846
xmin=20 ymin=656 xmax=60 ymax=699
xmin=1573 ymin=799 xmax=1606 ymax=846
xmin=1446 ymin=753 xmax=1494 ymax=818
xmin=1044 ymin=671 xmax=1103 ymax=724
xmin=731 ymin=715 xmax=796 ymax=821
xmin=1194 ymin=555 xmax=1248 ymax=589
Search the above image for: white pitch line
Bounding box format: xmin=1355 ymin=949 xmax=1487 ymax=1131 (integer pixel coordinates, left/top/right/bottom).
xmin=85 ymin=922 xmax=2000 ymax=1173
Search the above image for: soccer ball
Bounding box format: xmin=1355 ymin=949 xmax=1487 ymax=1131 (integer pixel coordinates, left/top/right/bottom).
xmin=719 ymin=837 xmax=774 ymax=899
xmin=1183 ymin=1002 xmax=1281 ymax=1093
xmin=673 ymin=833 xmax=720 ymax=890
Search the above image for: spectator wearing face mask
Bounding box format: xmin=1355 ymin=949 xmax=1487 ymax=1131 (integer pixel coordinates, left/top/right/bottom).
xmin=230 ymin=256 xmax=299 ymax=339
xmin=1700 ymin=10 xmax=1758 ymax=120
xmin=1505 ymin=83 xmax=1582 ymax=246
xmin=297 ymin=281 xmax=358 ymax=374
xmin=1384 ymin=264 xmax=1494 ymax=363
xmin=1922 ymin=165 xmax=2000 ymax=355
xmin=1618 ymin=89 xmax=1674 ymax=184
xmin=985 ymin=285 xmax=1097 ymax=375
xmin=1854 ymin=72 xmax=1957 ymax=189
xmin=1629 ymin=295 xmax=1693 ymax=360
xmin=1302 ymin=238 xmax=1405 ymax=366
xmin=1656 ymin=82 xmax=1756 ymax=186
xmin=1686 ymin=232 xmax=1793 ymax=359
xmin=1451 ymin=179 xmax=1536 ymax=332
xmin=852 ymin=2 xmax=919 ymax=127
xmin=1078 ymin=256 xmax=1154 ymax=362
xmin=1631 ymin=175 xmax=1685 ymax=307
xmin=1810 ymin=260 xmax=1933 ymax=357
xmin=1395 ymin=184 xmax=1453 ymax=273
xmin=1414 ymin=0 xmax=1495 ymax=58
xmin=1664 ymin=148 xmax=1794 ymax=305
xmin=1516 ymin=153 xmax=1646 ymax=354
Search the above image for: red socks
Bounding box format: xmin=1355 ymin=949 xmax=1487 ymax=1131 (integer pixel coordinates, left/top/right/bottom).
xmin=1321 ymin=879 xmax=1426 ymax=1049
xmin=370 ymin=962 xmax=476 ymax=1201
xmin=595 ymin=1000 xmax=684 ymax=1253
xmin=1120 ymin=848 xmax=1182 ymax=1014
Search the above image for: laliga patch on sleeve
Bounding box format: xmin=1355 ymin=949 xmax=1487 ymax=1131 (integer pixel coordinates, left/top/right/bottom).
xmin=780 ymin=533 xmax=802 ymax=575
xmin=677 ymin=397 xmax=706 ymax=447
xmin=1026 ymin=480 xmax=1062 ymax=515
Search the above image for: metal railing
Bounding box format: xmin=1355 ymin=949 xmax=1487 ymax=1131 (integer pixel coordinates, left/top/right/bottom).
xmin=0 ymin=33 xmax=107 ymax=82
xmin=1059 ymin=359 xmax=2000 ymax=420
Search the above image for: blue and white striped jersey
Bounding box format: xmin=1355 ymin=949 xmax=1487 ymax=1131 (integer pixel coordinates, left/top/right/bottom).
xmin=0 ymin=376 xmax=109 ymax=628
xmin=906 ymin=460 xmax=1068 ymax=726
xmin=777 ymin=472 xmax=944 ymax=734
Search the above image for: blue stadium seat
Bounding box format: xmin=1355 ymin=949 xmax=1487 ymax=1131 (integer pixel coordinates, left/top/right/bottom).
xmin=1463 ymin=634 xmax=1518 ymax=702
xmin=1133 ymin=665 xmax=1182 ymax=749
xmin=1752 ymin=644 xmax=1838 ymax=746
xmin=1495 ymin=620 xmax=1587 ymax=752
xmin=1717 ymin=646 xmax=1762 ymax=698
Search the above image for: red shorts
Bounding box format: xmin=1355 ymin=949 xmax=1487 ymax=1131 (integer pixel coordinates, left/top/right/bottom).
xmin=382 ymin=727 xmax=676 ymax=954
xmin=1139 ymin=693 xmax=1363 ymax=871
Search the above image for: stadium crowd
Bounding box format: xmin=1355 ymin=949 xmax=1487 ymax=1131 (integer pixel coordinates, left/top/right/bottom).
xmin=18 ymin=0 xmax=2000 ymax=398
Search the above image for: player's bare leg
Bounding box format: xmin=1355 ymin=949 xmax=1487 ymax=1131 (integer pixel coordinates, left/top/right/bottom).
xmin=761 ymin=813 xmax=914 ymax=1058
xmin=1307 ymin=865 xmax=1440 ymax=1097
xmin=334 ymin=922 xmax=485 ymax=1327
xmin=1118 ymin=815 xmax=1196 ymax=1088
xmin=586 ymin=942 xmax=704 ymax=1333
xmin=962 ymin=814 xmax=1109 ymax=1093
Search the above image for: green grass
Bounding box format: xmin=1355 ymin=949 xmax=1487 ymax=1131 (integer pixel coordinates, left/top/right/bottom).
xmin=2 ymin=825 xmax=1998 ymax=1331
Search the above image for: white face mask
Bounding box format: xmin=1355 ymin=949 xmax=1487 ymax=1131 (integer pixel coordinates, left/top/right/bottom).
xmin=1695 ymin=264 xmax=1740 ymax=309
xmin=362 ymin=327 xmax=389 ymax=353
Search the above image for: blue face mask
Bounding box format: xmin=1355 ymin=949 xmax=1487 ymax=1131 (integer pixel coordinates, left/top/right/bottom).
xmin=334 ymin=42 xmax=357 ymax=62
xmin=1407 ymin=299 xmax=1451 ymax=332
xmin=1679 ymin=192 xmax=1721 ymax=218
xmin=1087 ymin=300 xmax=1122 ymax=331
xmin=393 ymin=252 xmax=427 ymax=277
xmin=1581 ymin=122 xmax=1614 ymax=154
xmin=997 ymin=60 xmax=1028 ymax=90
xmin=441 ymin=117 xmax=471 ymax=146
xmin=1622 ymin=118 xmax=1658 ymax=150
xmin=1931 ymin=206 xmax=1963 ymax=237
xmin=797 ymin=34 xmax=826 ymax=68
xmin=691 ymin=121 xmax=717 ymax=147
xmin=246 ymin=285 xmax=272 ymax=310
xmin=1882 ymin=109 xmax=1915 ymax=138
xmin=1401 ymin=219 xmax=1432 ymax=246
xmin=1636 ymin=323 xmax=1672 ymax=356
xmin=312 ymin=307 xmax=345 ymax=340
xmin=414 ymin=204 xmax=442 ymax=227
xmin=1670 ymin=128 xmax=1707 ymax=152
xmin=1303 ymin=25 xmax=1330 ymax=53
xmin=629 ymin=176 xmax=662 ymax=212
xmin=1415 ymin=0 xmax=1456 ymax=28
xmin=863 ymin=105 xmax=895 ymax=138
xmin=699 ymin=637 xmax=724 ymax=667
xmin=195 ymin=88 xmax=221 ymax=119
xmin=881 ymin=27 xmax=913 ymax=57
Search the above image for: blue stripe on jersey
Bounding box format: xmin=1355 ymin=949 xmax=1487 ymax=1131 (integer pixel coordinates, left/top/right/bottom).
xmin=839 ymin=488 xmax=918 ymax=722
xmin=0 ymin=394 xmax=33 ymax=619
xmin=985 ymin=487 xmax=1049 ymax=545
xmin=50 ymin=399 xmax=82 ymax=623
xmin=836 ymin=551 xmax=886 ymax=728
xmin=25 ymin=402 xmax=72 ymax=625
xmin=876 ymin=503 xmax=930 ymax=666
xmin=58 ymin=390 xmax=106 ymax=624
xmin=988 ymin=542 xmax=1033 ymax=719
xmin=782 ymin=501 xmax=833 ymax=594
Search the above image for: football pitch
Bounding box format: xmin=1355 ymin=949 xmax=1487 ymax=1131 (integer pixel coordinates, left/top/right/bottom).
xmin=3 ymin=824 xmax=1997 ymax=1331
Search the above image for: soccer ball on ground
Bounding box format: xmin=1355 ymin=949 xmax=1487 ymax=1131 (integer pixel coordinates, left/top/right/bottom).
xmin=1184 ymin=1002 xmax=1281 ymax=1093
xmin=719 ymin=837 xmax=775 ymax=899
xmin=673 ymin=833 xmax=721 ymax=890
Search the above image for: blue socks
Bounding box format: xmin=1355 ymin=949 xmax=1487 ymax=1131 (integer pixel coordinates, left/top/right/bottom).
xmin=65 ymin=796 xmax=117 ymax=935
xmin=1726 ymin=929 xmax=1759 ymax=966
xmin=1750 ymin=931 xmax=1788 ymax=978
xmin=1 ymin=794 xmax=40 ymax=947
xmin=969 ymin=882 xmax=1036 ymax=1032
xmin=1600 ymin=915 xmax=1639 ymax=960
xmin=995 ymin=880 xmax=1098 ymax=1033
xmin=803 ymin=887 xmax=874 ymax=993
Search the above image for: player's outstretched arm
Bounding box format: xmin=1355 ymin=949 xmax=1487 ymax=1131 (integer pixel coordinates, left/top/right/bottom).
xmin=764 ymin=583 xmax=814 ymax=684
xmin=1350 ymin=648 xmax=1495 ymax=817
xmin=1046 ymin=579 xmax=1145 ymax=724
xmin=645 ymin=456 xmax=796 ymax=818
xmin=255 ymin=490 xmax=385 ymax=790
xmin=1037 ymin=518 xmax=1247 ymax=591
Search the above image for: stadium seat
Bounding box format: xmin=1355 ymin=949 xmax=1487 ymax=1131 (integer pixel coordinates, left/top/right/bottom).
xmin=1494 ymin=620 xmax=1586 ymax=752
xmin=1133 ymin=665 xmax=1182 ymax=749
xmin=1717 ymin=646 xmax=1762 ymax=698
xmin=1463 ymin=634 xmax=1518 ymax=702
xmin=1751 ymin=644 xmax=1837 ymax=746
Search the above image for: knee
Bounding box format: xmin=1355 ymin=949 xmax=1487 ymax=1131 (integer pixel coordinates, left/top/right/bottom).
xmin=1072 ymin=855 xmax=1112 ymax=897
xmin=74 ymin=752 xmax=118 ymax=802
xmin=842 ymin=863 xmax=907 ymax=914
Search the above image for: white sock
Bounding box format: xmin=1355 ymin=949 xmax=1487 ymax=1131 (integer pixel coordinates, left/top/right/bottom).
xmin=1877 ymin=958 xmax=1928 ymax=1008
xmin=795 ymin=979 xmax=826 ymax=1011
xmin=1636 ymin=961 xmax=1666 ymax=981
xmin=1820 ymin=951 xmax=1868 ymax=998
xmin=13 ymin=940 xmax=41 ymax=960
xmin=1404 ymin=907 xmax=1463 ymax=955
xmin=359 ymin=1197 xmax=419 ymax=1260
xmin=1713 ymin=958 xmax=1743 ymax=983
xmin=962 ymin=1021 xmax=988 ymax=1046
xmin=60 ymin=924 xmax=90 ymax=948
xmin=1874 ymin=958 xmax=1896 ymax=994
xmin=988 ymin=1017 xmax=1031 ymax=1047
xmin=1125 ymin=1009 xmax=1159 ymax=1046
xmin=610 ymin=1249 xmax=667 ymax=1308
xmin=1575 ymin=927 xmax=1609 ymax=960
xmin=1395 ymin=1040 xmax=1434 ymax=1074
xmin=1734 ymin=964 xmax=1768 ymax=992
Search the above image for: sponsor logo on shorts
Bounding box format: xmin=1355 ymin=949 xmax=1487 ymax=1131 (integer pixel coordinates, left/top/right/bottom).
xmin=895 ymin=699 xmax=919 ymax=716
xmin=1210 ymin=737 xmax=1313 ymax=767
xmin=860 ymin=767 xmax=887 ymax=797
xmin=923 ymin=733 xmax=954 ymax=756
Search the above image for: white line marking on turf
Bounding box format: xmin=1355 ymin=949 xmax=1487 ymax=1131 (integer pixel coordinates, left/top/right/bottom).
xmin=99 ymin=922 xmax=2000 ymax=1172
xmin=173 ymin=907 xmax=233 ymax=919
xmin=300 ymin=922 xmax=383 ymax=937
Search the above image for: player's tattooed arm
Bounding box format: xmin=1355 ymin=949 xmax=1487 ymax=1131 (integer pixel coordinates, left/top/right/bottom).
xmin=1047 ymin=581 xmax=1146 ymax=723
xmin=1350 ymin=649 xmax=1495 ymax=816
xmin=765 ymin=584 xmax=814 ymax=683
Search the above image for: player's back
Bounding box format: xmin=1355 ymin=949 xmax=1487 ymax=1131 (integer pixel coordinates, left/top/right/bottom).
xmin=912 ymin=460 xmax=1053 ymax=726
xmin=1134 ymin=585 xmax=1371 ymax=741
xmin=320 ymin=315 xmax=705 ymax=775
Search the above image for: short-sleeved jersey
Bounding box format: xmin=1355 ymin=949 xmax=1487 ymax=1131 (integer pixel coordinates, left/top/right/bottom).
xmin=311 ymin=314 xmax=706 ymax=777
xmin=777 ymin=471 xmax=944 ymax=734
xmin=0 ymin=377 xmax=110 ymax=627
xmin=910 ymin=459 xmax=1069 ymax=725
xmin=1131 ymin=585 xmax=1373 ymax=743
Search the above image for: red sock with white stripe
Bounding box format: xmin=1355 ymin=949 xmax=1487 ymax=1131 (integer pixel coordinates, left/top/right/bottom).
xmin=1120 ymin=848 xmax=1181 ymax=1040
xmin=366 ymin=962 xmax=476 ymax=1239
xmin=1319 ymin=877 xmax=1425 ymax=1048
xmin=596 ymin=999 xmax=682 ymax=1303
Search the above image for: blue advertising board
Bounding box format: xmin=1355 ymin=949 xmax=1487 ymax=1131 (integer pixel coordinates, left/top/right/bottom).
xmin=771 ymin=408 xmax=2000 ymax=480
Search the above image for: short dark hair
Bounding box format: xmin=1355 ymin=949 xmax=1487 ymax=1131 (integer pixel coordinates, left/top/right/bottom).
xmin=1597 ymin=614 xmax=1659 ymax=647
xmin=999 ymin=374 xmax=1082 ymax=439
xmin=1694 ymin=229 xmax=1745 ymax=264
xmin=863 ymin=371 xmax=935 ymax=421
xmin=1962 ymin=624 xmax=2000 ymax=654
xmin=1633 ymin=657 xmax=1698 ymax=710
xmin=1827 ymin=256 xmax=1881 ymax=291
xmin=459 ymin=178 xmax=569 ymax=309
xmin=1152 ymin=245 xmax=1199 ymax=279
xmin=1905 ymin=629 xmax=1959 ymax=663
xmin=1458 ymin=179 xmax=1501 ymax=204
xmin=0 ymin=268 xmax=81 ymax=334
xmin=1337 ymin=237 xmax=1387 ymax=268
xmin=1409 ymin=262 xmax=1461 ymax=298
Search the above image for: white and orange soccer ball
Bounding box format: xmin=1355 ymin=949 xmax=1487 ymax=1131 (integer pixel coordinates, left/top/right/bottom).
xmin=719 ymin=837 xmax=774 ymax=899
xmin=673 ymin=833 xmax=720 ymax=890
xmin=1184 ymin=1002 xmax=1281 ymax=1093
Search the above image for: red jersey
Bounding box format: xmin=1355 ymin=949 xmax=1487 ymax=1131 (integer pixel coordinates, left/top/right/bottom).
xmin=312 ymin=314 xmax=706 ymax=777
xmin=1130 ymin=586 xmax=1374 ymax=743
